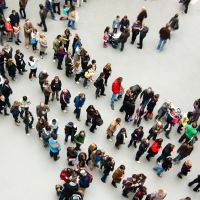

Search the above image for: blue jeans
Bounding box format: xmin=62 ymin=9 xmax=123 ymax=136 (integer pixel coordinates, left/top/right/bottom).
xmin=153 ymin=165 xmax=165 ymax=175
xmin=68 ymin=20 xmax=75 ymax=29
xmin=111 ymin=93 xmax=118 ymax=106
xmin=157 ymin=38 xmax=167 ymax=51
xmin=173 ymin=154 xmax=183 ymax=163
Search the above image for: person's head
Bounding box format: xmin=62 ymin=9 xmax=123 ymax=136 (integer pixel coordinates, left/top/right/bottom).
xmin=124 ymin=16 xmax=128 ymax=20
xmin=44 ymin=79 xmax=49 ymax=85
xmin=99 ymin=72 xmax=105 ymax=79
xmin=138 ymin=126 xmax=143 ymax=131
xmin=116 ymin=118 xmax=121 ymax=124
xmin=120 ymin=128 xmax=126 ymax=134
xmin=141 ymin=7 xmax=146 ymax=11
xmin=156 ymin=121 xmax=162 ymax=128
xmin=54 ymin=76 xmax=59 ymax=81
xmin=12 ymin=10 xmax=16 ymax=15
xmin=156 ymin=138 xmax=163 ymax=145
xmin=40 ymin=102 xmax=45 ymax=107
xmin=119 ymin=165 xmax=126 ymax=171
xmin=105 ymin=63 xmax=111 ymax=69
xmin=16 ymin=49 xmax=20 ymax=54
xmin=131 ymin=174 xmax=137 ymax=181
xmin=125 ymin=27 xmax=130 ymax=33
xmin=184 ymin=198 xmax=191 ymax=200
xmin=80 ymin=169 xmax=87 ymax=176
xmin=4 ymin=79 xmax=9 ymax=85
xmin=79 ymin=131 xmax=85 ymax=137
xmin=39 ymin=4 xmax=44 ymax=9
xmin=147 ymin=87 xmax=152 ymax=93
xmin=157 ymin=189 xmax=165 ymax=197
xmin=13 ymin=101 xmax=19 ymax=107
xmin=22 ymin=96 xmax=28 ymax=101
xmin=185 ymin=160 xmax=192 ymax=167
xmin=91 ymin=59 xmax=96 ymax=65
xmin=154 ymin=94 xmax=160 ymax=100
xmin=52 ymin=133 xmax=57 ymax=140
xmin=104 ymin=26 xmax=110 ymax=33
xmin=170 ymin=144 xmax=175 ymax=150
xmin=79 ymin=93 xmax=85 ymax=99
xmin=29 ymin=56 xmax=34 ymax=62
xmin=6 ymin=18 xmax=10 ymax=22
xmin=117 ymin=77 xmax=123 ymax=84
xmin=64 ymin=28 xmax=70 ymax=35
xmin=192 ymin=122 xmax=197 ymax=128
xmin=52 ymin=119 xmax=57 ymax=125
xmin=165 ymin=23 xmax=170 ymax=28
xmin=39 ymin=33 xmax=45 ymax=38
xmin=144 ymin=138 xmax=149 ymax=144
xmin=174 ymin=13 xmax=179 ymax=18
xmin=56 ymin=35 xmax=62 ymax=40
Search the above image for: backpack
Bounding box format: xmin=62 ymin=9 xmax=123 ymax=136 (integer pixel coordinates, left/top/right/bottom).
xmin=87 ymin=172 xmax=93 ymax=183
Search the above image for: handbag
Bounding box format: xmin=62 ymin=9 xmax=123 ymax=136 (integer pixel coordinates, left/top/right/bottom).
xmin=31 ymin=39 xmax=36 ymax=44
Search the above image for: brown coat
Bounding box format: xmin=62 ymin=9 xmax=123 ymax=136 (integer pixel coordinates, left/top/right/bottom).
xmin=24 ymin=21 xmax=33 ymax=38
xmin=107 ymin=119 xmax=120 ymax=136
xmin=19 ymin=0 xmax=28 ymax=7
xmin=112 ymin=167 xmax=125 ymax=183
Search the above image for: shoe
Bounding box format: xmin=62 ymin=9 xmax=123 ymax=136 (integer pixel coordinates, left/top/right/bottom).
xmin=101 ymin=93 xmax=106 ymax=96
xmin=76 ymin=81 xmax=79 ymax=84
xmin=193 ymin=189 xmax=200 ymax=192
xmin=90 ymin=129 xmax=95 ymax=133
xmin=177 ymin=173 xmax=182 ymax=179
xmin=122 ymin=194 xmax=128 ymax=198
xmin=108 ymin=138 xmax=113 ymax=142
xmin=101 ymin=178 xmax=106 ymax=183
xmin=4 ymin=113 xmax=9 ymax=116
xmin=112 ymin=182 xmax=117 ymax=188
xmin=157 ymin=174 xmax=162 ymax=177
xmin=22 ymin=69 xmax=27 ymax=72
xmin=76 ymin=118 xmax=81 ymax=121
xmin=53 ymin=59 xmax=56 ymax=63
xmin=165 ymin=133 xmax=170 ymax=139
xmin=137 ymin=46 xmax=142 ymax=49
xmin=15 ymin=41 xmax=20 ymax=45
xmin=85 ymin=122 xmax=89 ymax=126
xmin=111 ymin=104 xmax=114 ymax=110
xmin=37 ymin=23 xmax=42 ymax=27
xmin=62 ymin=110 xmax=67 ymax=113
xmin=27 ymin=133 xmax=30 ymax=136
xmin=57 ymin=67 xmax=63 ymax=70
xmin=17 ymin=39 xmax=22 ymax=43
xmin=136 ymin=161 xmax=141 ymax=164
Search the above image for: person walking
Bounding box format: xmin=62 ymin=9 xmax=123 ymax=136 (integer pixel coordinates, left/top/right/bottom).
xmin=147 ymin=121 xmax=163 ymax=141
xmin=130 ymin=20 xmax=142 ymax=45
xmin=182 ymin=0 xmax=191 ymax=14
xmin=93 ymin=72 xmax=106 ymax=98
xmin=19 ymin=0 xmax=28 ymax=19
xmin=106 ymin=118 xmax=121 ymax=141
xmin=157 ymin=23 xmax=170 ymax=51
xmin=73 ymin=93 xmax=85 ymax=121
xmin=177 ymin=160 xmax=192 ymax=179
xmin=45 ymin=0 xmax=56 ymax=20
xmin=188 ymin=174 xmax=200 ymax=192
xmin=38 ymin=4 xmax=47 ymax=32
xmin=52 ymin=0 xmax=61 ymax=15
xmin=103 ymin=63 xmax=111 ymax=86
xmin=135 ymin=138 xmax=150 ymax=163
xmin=169 ymin=14 xmax=179 ymax=31
xmin=111 ymin=165 xmax=125 ymax=188
xmin=89 ymin=110 xmax=103 ymax=133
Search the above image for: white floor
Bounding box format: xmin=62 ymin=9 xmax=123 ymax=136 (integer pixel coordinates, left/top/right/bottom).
xmin=0 ymin=0 xmax=200 ymax=200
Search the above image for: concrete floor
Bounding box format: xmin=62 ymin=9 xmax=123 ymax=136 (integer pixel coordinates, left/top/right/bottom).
xmin=0 ymin=0 xmax=200 ymax=200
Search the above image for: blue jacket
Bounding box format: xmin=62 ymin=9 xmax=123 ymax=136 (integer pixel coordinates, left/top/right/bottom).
xmin=45 ymin=0 xmax=52 ymax=10
xmin=49 ymin=137 xmax=60 ymax=153
xmin=79 ymin=175 xmax=90 ymax=188
xmin=74 ymin=96 xmax=85 ymax=109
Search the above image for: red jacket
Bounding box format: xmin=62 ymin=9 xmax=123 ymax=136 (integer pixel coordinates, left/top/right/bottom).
xmin=150 ymin=141 xmax=161 ymax=153
xmin=112 ymin=79 xmax=121 ymax=94
xmin=5 ymin=22 xmax=13 ymax=32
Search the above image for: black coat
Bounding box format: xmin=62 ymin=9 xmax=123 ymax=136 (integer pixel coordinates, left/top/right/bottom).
xmin=9 ymin=13 xmax=20 ymax=27
xmin=147 ymin=98 xmax=157 ymax=112
xmin=94 ymin=77 xmax=104 ymax=88
xmin=103 ymin=161 xmax=114 ymax=174
xmin=162 ymin=158 xmax=172 ymax=171
xmin=60 ymin=182 xmax=79 ymax=199
xmin=51 ymin=79 xmax=62 ymax=91
xmin=116 ymin=132 xmax=124 ymax=144
xmin=180 ymin=162 xmax=191 ymax=175
xmin=131 ymin=129 xmax=144 ymax=141
xmin=140 ymin=89 xmax=154 ymax=102
xmin=1 ymin=84 xmax=12 ymax=97
xmin=15 ymin=53 xmax=25 ymax=68
xmin=161 ymin=143 xmax=173 ymax=157
xmin=138 ymin=140 xmax=149 ymax=153
xmin=137 ymin=10 xmax=147 ymax=22
xmin=124 ymin=101 xmax=135 ymax=115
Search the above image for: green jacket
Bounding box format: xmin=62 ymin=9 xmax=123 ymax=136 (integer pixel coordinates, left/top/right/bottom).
xmin=74 ymin=134 xmax=85 ymax=145
xmin=185 ymin=125 xmax=197 ymax=139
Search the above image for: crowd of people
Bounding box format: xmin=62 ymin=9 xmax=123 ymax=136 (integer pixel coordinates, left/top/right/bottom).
xmin=0 ymin=0 xmax=199 ymax=200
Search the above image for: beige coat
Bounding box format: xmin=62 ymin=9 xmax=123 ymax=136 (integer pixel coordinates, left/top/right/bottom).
xmin=24 ymin=22 xmax=33 ymax=38
xmin=106 ymin=119 xmax=120 ymax=136
xmin=68 ymin=10 xmax=76 ymax=21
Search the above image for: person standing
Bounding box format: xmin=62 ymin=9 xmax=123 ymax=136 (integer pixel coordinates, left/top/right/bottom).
xmin=118 ymin=28 xmax=130 ymax=51
xmin=64 ymin=122 xmax=77 ymax=142
xmin=182 ymin=0 xmax=191 ymax=14
xmin=6 ymin=59 xmax=16 ymax=80
xmin=49 ymin=133 xmax=61 ymax=161
xmin=23 ymin=19 xmax=33 ymax=49
xmin=89 ymin=110 xmax=103 ymax=133
xmin=93 ymin=72 xmax=106 ymax=98
xmin=38 ymin=4 xmax=47 ymax=32
xmin=23 ymin=110 xmax=34 ymax=135
xmin=130 ymin=20 xmax=142 ymax=45
xmin=157 ymin=143 xmax=175 ymax=163
xmin=45 ymin=0 xmax=55 ymax=20
xmin=188 ymin=174 xmax=200 ymax=192
xmin=10 ymin=101 xmax=21 ymax=125
xmin=128 ymin=126 xmax=144 ymax=148
xmin=173 ymin=142 xmax=193 ymax=164
xmin=112 ymin=15 xmax=120 ymax=33
xmin=9 ymin=10 xmax=20 ymax=27
xmin=147 ymin=121 xmax=163 ymax=141
xmin=50 ymin=76 xmax=62 ymax=101
xmin=111 ymin=77 xmax=123 ymax=110
xmin=52 ymin=0 xmax=61 ymax=15
xmin=38 ymin=70 xmax=48 ymax=91
xmin=140 ymin=87 xmax=154 ymax=108
xmin=1 ymin=79 xmax=12 ymax=108
xmin=19 ymin=0 xmax=28 ymax=19
xmin=85 ymin=105 xmax=95 ymax=126
xmin=137 ymin=25 xmax=149 ymax=49
xmin=53 ymin=35 xmax=62 ymax=62
xmin=135 ymin=138 xmax=149 ymax=163
xmin=28 ymin=56 xmax=38 ymax=80
xmin=60 ymin=89 xmax=71 ymax=112
xmin=115 ymin=128 xmax=127 ymax=149
xmin=120 ymin=16 xmax=130 ymax=32
xmin=36 ymin=101 xmax=50 ymax=120
xmin=157 ymin=23 xmax=170 ymax=51
xmin=146 ymin=138 xmax=163 ymax=161
xmin=103 ymin=63 xmax=111 ymax=86
xmin=15 ymin=49 xmax=26 ymax=73
xmin=43 ymin=80 xmax=52 ymax=105
xmin=178 ymin=122 xmax=198 ymax=143
xmin=73 ymin=93 xmax=85 ymax=121
xmin=74 ymin=131 xmax=85 ymax=151
xmin=137 ymin=7 xmax=147 ymax=24
xmin=177 ymin=160 xmax=192 ymax=179
xmin=39 ymin=33 xmax=48 ymax=59
xmin=111 ymin=165 xmax=125 ymax=188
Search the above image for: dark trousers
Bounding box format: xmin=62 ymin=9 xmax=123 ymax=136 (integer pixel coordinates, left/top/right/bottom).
xmin=52 ymin=3 xmax=60 ymax=14
xmin=189 ymin=178 xmax=200 ymax=191
xmin=0 ymin=64 xmax=6 ymax=78
xmin=74 ymin=108 xmax=81 ymax=119
xmin=19 ymin=7 xmax=26 ymax=18
xmin=146 ymin=150 xmax=156 ymax=161
xmin=120 ymin=41 xmax=125 ymax=51
xmin=135 ymin=150 xmax=144 ymax=161
xmin=157 ymin=153 xmax=167 ymax=162
xmin=39 ymin=19 xmax=47 ymax=32
xmin=147 ymin=132 xmax=157 ymax=141
xmin=57 ymin=59 xmax=63 ymax=69
xmin=29 ymin=68 xmax=37 ymax=79
xmin=75 ymin=143 xmax=81 ymax=151
xmin=5 ymin=96 xmax=11 ymax=108
xmin=138 ymin=35 xmax=145 ymax=48
xmin=90 ymin=122 xmax=97 ymax=132
xmin=104 ymin=74 xmax=110 ymax=86
xmin=122 ymin=187 xmax=133 ymax=196
xmin=44 ymin=95 xmax=50 ymax=105
xmin=131 ymin=31 xmax=139 ymax=44
xmin=61 ymin=102 xmax=67 ymax=111
xmin=75 ymin=73 xmax=82 ymax=82
xmin=32 ymin=43 xmax=37 ymax=51
xmin=179 ymin=134 xmax=190 ymax=143
xmin=65 ymin=133 xmax=74 ymax=142
xmin=50 ymin=150 xmax=59 ymax=161
xmin=101 ymin=172 xmax=109 ymax=182
xmin=184 ymin=3 xmax=189 ymax=14
xmin=164 ymin=123 xmax=172 ymax=137
xmin=25 ymin=123 xmax=32 ymax=134
xmin=128 ymin=138 xmax=137 ymax=148
xmin=177 ymin=124 xmax=183 ymax=133
xmin=96 ymin=86 xmax=105 ymax=97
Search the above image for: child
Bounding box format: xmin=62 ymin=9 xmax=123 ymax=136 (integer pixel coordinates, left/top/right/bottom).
xmin=49 ymin=118 xmax=59 ymax=135
xmin=31 ymin=28 xmax=39 ymax=52
xmin=103 ymin=26 xmax=110 ymax=48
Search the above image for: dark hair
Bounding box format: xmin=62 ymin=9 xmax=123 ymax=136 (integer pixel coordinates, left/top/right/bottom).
xmin=39 ymin=4 xmax=44 ymax=9
xmin=23 ymin=96 xmax=28 ymax=101
xmin=104 ymin=26 xmax=110 ymax=33
xmin=29 ymin=56 xmax=34 ymax=61
xmin=56 ymin=35 xmax=62 ymax=39
xmin=119 ymin=165 xmax=125 ymax=170
xmin=91 ymin=59 xmax=96 ymax=64
xmin=52 ymin=133 xmax=57 ymax=140
xmin=4 ymin=79 xmax=9 ymax=84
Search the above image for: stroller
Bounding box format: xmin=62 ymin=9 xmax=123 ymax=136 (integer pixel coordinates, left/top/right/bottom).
xmin=108 ymin=32 xmax=120 ymax=48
